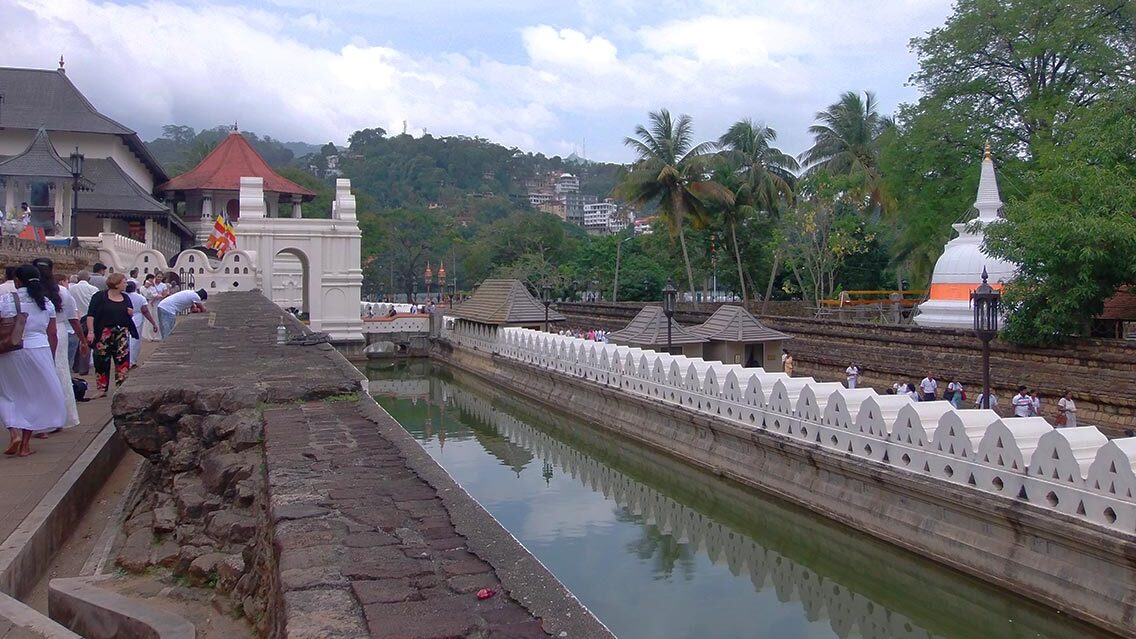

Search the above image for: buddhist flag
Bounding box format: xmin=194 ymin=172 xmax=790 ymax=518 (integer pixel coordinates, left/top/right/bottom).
xmin=207 ymin=213 xmax=237 ymax=256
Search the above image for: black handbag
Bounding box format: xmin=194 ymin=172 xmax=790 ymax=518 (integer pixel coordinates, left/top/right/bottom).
xmin=0 ymin=292 xmax=26 ymax=354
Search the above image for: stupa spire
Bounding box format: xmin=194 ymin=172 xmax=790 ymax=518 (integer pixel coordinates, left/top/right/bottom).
xmin=974 ymin=141 xmax=1002 ymax=222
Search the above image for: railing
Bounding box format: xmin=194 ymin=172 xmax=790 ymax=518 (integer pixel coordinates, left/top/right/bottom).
xmin=494 ymin=327 xmax=1136 ymax=534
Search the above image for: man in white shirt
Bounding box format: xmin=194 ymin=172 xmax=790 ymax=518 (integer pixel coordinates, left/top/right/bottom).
xmin=69 ymin=271 xmax=99 ymax=318
xmin=1011 ymin=386 xmax=1033 ymax=418
xmin=157 ymin=289 xmax=208 ymax=338
xmin=845 ymin=363 xmax=860 ymax=389
xmin=919 ymin=373 xmax=938 ymax=402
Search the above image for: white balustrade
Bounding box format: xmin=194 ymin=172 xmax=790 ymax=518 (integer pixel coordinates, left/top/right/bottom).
xmin=479 ymin=327 xmax=1136 ymax=532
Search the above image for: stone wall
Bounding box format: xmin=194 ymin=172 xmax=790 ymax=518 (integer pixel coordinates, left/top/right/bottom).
xmin=111 ymin=292 xmax=364 ymax=635
xmin=442 ymin=328 xmax=1136 ymax=636
xmin=0 ymin=236 xmax=99 ymax=274
xmin=558 ymin=302 xmax=1136 ymax=436
xmin=112 ymin=291 xmax=612 ymax=638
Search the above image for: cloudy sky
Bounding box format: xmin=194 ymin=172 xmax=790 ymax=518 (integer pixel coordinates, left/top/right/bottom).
xmin=4 ymin=0 xmax=954 ymax=162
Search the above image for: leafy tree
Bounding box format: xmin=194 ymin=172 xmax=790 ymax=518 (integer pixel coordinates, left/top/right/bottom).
xmin=984 ymin=91 xmax=1136 ymax=345
xmin=910 ymin=0 xmax=1136 ymax=159
xmin=780 ymin=173 xmax=878 ymax=307
xmin=618 ymin=109 xmax=733 ymax=302
xmin=715 ymin=119 xmax=798 ymax=303
xmin=799 ymin=91 xmax=893 ymax=211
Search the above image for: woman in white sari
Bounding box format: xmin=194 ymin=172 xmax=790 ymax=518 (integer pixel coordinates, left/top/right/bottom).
xmin=140 ymin=274 xmax=162 ymax=342
xmin=33 ymin=260 xmax=81 ymax=429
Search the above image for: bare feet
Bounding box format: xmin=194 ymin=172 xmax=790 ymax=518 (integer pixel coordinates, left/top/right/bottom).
xmin=33 ymin=433 xmax=48 ymax=440
xmin=17 ymin=448 xmax=34 ymax=457
xmin=4 ymin=441 xmax=19 ymax=455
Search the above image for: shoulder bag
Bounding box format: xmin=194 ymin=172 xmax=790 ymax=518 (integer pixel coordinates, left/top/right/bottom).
xmin=0 ymin=292 xmax=27 ymax=354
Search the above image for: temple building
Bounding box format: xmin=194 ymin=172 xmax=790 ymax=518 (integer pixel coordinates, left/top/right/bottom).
xmin=914 ymin=145 xmax=1017 ymax=329
xmin=156 ymin=130 xmax=315 ymax=244
xmin=0 ymin=63 xmax=192 ymax=256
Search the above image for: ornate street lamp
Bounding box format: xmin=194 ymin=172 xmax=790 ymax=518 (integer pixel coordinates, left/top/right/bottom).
xmin=438 ymin=263 xmax=447 ymax=305
xmin=424 ymin=262 xmax=433 ymax=300
xmin=971 ymin=266 xmax=1001 ymax=410
xmin=69 ymin=147 xmax=84 ymax=242
xmin=662 ymin=278 xmax=677 ymax=354
xmin=541 ymin=281 xmax=553 ymax=332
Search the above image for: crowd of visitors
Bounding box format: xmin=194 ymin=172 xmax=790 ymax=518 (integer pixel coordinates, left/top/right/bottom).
xmin=0 ymin=258 xmax=201 ymax=456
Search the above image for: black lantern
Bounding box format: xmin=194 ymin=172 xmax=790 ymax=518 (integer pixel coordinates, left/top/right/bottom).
xmin=662 ymin=278 xmax=677 ymax=354
xmin=69 ymin=147 xmax=84 ymax=241
xmin=971 ymin=266 xmax=1001 ymax=409
xmin=541 ymin=281 xmax=553 ymax=332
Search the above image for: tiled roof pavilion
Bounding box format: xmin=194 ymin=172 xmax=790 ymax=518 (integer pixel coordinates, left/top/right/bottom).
xmin=609 ymin=306 xmax=707 ymax=346
xmin=451 ymin=279 xmax=566 ymax=326
xmin=157 ymin=131 xmax=315 ymax=198
xmin=689 ymin=305 xmax=792 ymax=343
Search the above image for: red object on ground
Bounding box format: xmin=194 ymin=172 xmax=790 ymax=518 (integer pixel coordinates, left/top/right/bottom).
xmin=476 ymin=588 xmax=497 ymax=600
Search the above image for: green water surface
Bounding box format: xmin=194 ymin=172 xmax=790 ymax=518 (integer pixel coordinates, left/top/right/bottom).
xmin=366 ymin=361 xmax=1115 ymax=639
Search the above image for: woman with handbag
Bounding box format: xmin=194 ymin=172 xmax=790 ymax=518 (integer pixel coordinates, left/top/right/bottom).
xmin=0 ymin=264 xmax=67 ymax=456
xmin=1057 ymin=391 xmax=1077 ymax=428
xmin=85 ymin=273 xmax=138 ymax=399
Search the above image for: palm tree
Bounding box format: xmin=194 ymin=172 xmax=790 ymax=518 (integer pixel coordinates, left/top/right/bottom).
xmin=799 ymin=91 xmax=893 ymax=211
xmin=716 ymin=119 xmax=798 ymax=303
xmin=618 ymin=109 xmax=734 ymax=302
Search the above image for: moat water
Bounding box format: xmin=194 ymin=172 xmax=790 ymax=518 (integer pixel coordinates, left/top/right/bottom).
xmin=366 ymin=360 xmax=1113 ymax=639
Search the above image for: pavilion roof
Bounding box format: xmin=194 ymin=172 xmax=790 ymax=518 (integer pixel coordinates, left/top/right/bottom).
xmin=0 ymin=67 xmax=168 ymax=181
xmin=81 ymin=159 xmax=169 ymax=214
xmin=450 ymin=279 xmax=565 ymax=326
xmin=608 ymin=306 xmax=707 ymax=346
xmin=688 ymin=305 xmax=792 ymax=343
xmin=156 ymin=131 xmax=315 ymax=198
xmin=0 ymin=128 xmax=76 ymax=180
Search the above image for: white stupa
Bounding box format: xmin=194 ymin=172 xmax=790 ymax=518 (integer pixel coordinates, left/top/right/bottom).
xmin=914 ymin=144 xmax=1017 ymax=329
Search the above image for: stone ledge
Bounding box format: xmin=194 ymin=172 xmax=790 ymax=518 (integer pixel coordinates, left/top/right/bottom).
xmin=47 ymin=576 xmax=194 ymax=639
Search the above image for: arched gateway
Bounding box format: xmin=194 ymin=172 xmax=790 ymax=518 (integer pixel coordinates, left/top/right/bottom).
xmin=234 ymin=176 xmax=363 ymax=343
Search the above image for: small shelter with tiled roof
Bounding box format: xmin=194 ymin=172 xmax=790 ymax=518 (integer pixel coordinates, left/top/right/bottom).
xmin=157 ymin=130 xmax=316 ymax=244
xmin=689 ymin=305 xmax=791 ymax=368
xmin=451 ymin=279 xmax=565 ymax=328
xmin=448 ymin=279 xmax=565 ymax=353
xmin=608 ymin=306 xmax=706 ymax=357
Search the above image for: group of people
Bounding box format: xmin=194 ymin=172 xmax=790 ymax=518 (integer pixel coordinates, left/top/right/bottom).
xmin=0 ymin=259 xmax=207 ymax=456
xmin=559 ymin=328 xmax=609 ymax=342
xmin=0 ymin=203 xmax=33 ymax=237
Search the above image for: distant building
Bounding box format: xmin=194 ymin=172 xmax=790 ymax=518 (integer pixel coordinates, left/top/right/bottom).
xmin=634 ymin=215 xmax=657 ymax=235
xmin=583 ymin=199 xmax=626 ymax=235
xmin=0 ymin=64 xmax=193 ymax=256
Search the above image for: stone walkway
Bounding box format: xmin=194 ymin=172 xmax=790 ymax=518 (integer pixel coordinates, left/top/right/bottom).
xmin=264 ymin=399 xmax=550 ymax=639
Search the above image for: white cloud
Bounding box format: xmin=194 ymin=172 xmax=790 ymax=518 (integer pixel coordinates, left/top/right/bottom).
xmin=2 ymin=0 xmax=954 ymax=161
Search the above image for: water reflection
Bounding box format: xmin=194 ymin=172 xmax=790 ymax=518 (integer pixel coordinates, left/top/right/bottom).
xmin=368 ymin=362 xmax=1112 ymax=639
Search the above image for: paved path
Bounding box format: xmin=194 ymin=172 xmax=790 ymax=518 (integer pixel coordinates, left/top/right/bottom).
xmin=0 ymin=342 xmax=156 ymax=546
xmin=265 ymin=399 xmax=553 ymax=639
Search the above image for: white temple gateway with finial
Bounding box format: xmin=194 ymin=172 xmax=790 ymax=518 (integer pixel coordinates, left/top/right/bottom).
xmin=914 ymin=144 xmax=1017 ymax=329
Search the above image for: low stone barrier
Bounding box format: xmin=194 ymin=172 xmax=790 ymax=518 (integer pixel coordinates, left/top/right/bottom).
xmin=110 ymin=291 xmax=610 ymax=638
xmin=443 ymin=326 xmax=1136 ymax=636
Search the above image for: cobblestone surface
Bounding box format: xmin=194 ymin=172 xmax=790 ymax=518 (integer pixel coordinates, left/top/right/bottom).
xmin=264 ymin=399 xmax=552 ymax=639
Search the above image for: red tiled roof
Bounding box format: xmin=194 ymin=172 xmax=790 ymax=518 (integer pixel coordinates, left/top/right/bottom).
xmin=1099 ymin=287 xmax=1136 ymax=321
xmin=156 ymin=131 xmax=315 ymax=197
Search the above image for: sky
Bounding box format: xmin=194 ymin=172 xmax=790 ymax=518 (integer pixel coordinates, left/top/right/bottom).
xmin=3 ymin=0 xmax=955 ymax=163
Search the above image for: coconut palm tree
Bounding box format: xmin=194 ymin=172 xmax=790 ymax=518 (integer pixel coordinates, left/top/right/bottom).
xmin=618 ymin=109 xmax=733 ymax=302
xmin=799 ymin=91 xmax=893 ymax=212
xmin=716 ymin=119 xmax=799 ymax=303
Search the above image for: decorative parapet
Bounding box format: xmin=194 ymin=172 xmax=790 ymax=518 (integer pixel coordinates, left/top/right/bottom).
xmin=493 ymin=327 xmax=1136 ymax=534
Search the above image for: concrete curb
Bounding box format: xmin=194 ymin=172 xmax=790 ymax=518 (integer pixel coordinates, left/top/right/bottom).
xmin=48 ymin=576 xmax=194 ymax=639
xmin=0 ymin=419 xmax=127 ymax=635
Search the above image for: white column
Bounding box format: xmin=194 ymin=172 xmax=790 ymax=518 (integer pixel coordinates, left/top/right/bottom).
xmin=291 ymin=195 xmax=303 ymax=218
xmin=53 ymin=184 xmax=66 ymax=235
xmin=201 ymin=194 xmax=213 ymax=220
xmin=3 ymin=180 xmax=15 ymax=216
xmin=102 ymin=218 xmax=113 ymax=232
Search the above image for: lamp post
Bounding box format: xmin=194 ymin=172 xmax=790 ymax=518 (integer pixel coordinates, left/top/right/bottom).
xmin=613 ymin=235 xmax=633 ymax=303
xmin=971 ymin=266 xmax=1001 ymax=410
xmin=662 ymin=278 xmax=677 ymax=355
xmin=69 ymin=147 xmax=84 ymax=242
xmin=438 ymin=263 xmax=446 ymax=306
xmin=541 ymin=281 xmax=552 ymax=332
xmin=424 ymin=262 xmax=433 ymax=300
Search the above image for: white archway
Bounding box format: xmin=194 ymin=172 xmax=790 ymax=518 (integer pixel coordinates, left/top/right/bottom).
xmin=233 ymin=177 xmax=363 ymax=343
